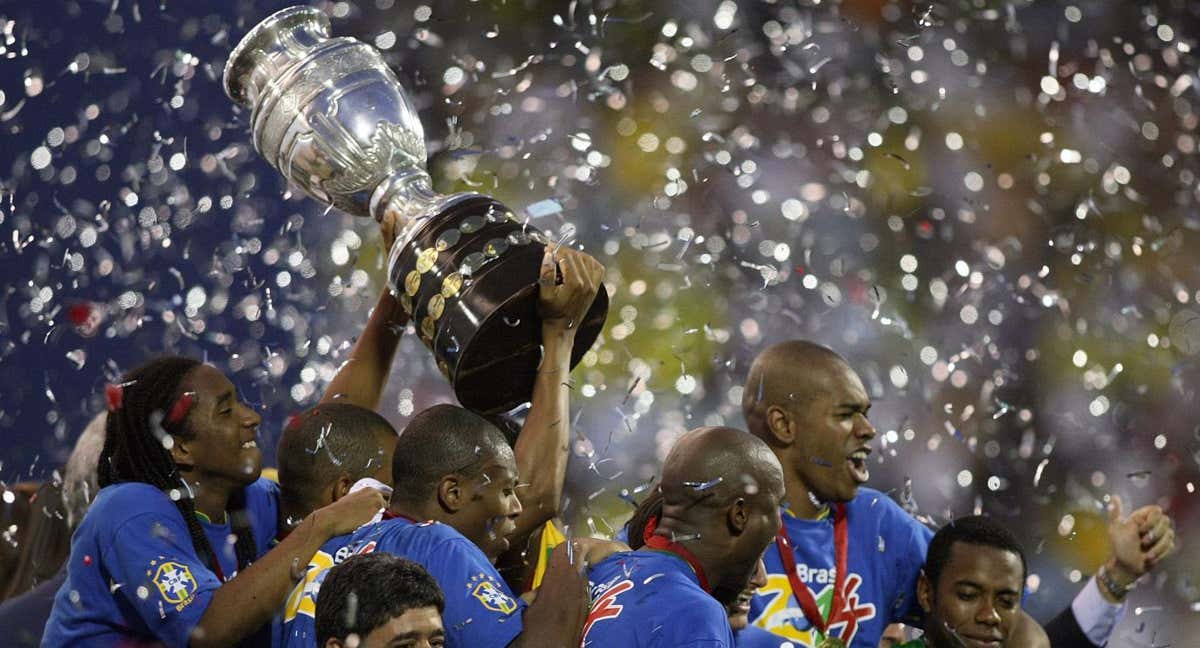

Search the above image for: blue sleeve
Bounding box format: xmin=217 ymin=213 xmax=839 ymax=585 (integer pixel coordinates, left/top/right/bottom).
xmin=430 ymin=538 xmax=526 ymax=648
xmin=889 ymin=510 xmax=934 ymax=625
xmin=105 ymin=512 xmax=221 ymax=648
xmin=735 ymin=624 xmax=791 ymax=647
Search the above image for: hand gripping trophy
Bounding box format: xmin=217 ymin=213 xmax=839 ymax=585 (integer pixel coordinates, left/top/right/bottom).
xmin=224 ymin=6 xmax=607 ymax=414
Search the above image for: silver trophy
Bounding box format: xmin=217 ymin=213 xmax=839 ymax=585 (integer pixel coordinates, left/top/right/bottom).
xmin=224 ymin=6 xmax=607 ymax=414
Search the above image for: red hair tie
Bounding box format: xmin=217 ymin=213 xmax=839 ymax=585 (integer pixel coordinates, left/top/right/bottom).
xmin=166 ymin=392 xmax=195 ymax=425
xmin=104 ymin=384 xmax=124 ymax=412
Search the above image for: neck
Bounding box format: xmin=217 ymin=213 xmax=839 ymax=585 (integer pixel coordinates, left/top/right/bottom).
xmin=189 ymin=476 xmax=236 ymax=524
xmin=279 ymin=493 xmax=313 ymax=533
xmin=651 ymin=517 xmax=727 ymax=590
xmin=387 ymin=498 xmax=445 ymax=525
xmin=781 ymin=468 xmax=827 ymax=520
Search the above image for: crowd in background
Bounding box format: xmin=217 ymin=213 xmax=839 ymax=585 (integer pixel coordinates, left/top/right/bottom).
xmin=1 ymin=0 xmax=1197 ymax=643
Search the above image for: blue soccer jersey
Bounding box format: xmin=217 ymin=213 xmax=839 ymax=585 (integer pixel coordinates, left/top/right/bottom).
xmin=735 ymin=624 xmax=793 ymax=647
xmin=43 ymin=483 xmax=224 ymax=647
xmin=275 ymin=533 xmax=358 ymax=648
xmin=582 ymin=550 xmax=734 ymax=648
xmin=747 ymin=487 xmax=933 ymax=648
xmin=201 ymin=477 xmax=281 ymax=579
xmin=281 ymin=516 xmax=526 ymax=648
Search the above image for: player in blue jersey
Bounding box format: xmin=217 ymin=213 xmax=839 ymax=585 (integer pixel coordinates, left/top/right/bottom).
xmin=315 ymin=553 xmax=446 ymax=648
xmin=304 ymin=405 xmax=619 ymax=648
xmin=740 ymin=341 xmax=1047 ymax=647
xmin=43 ymin=356 xmax=386 ymax=648
xmin=582 ymin=426 xmax=786 ymax=647
xmin=620 ymin=484 xmax=787 ymax=648
xmin=277 ymin=246 xmax=610 ymax=648
xmin=307 ymin=404 xmax=617 ymax=648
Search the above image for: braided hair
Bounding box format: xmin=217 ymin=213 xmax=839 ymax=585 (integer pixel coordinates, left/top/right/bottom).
xmin=99 ymin=356 xmax=259 ymax=578
xmin=622 ymin=486 xmax=664 ymax=550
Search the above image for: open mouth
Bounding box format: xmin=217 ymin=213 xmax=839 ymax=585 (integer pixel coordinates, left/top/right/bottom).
xmin=241 ymin=440 xmax=258 ymax=450
xmin=846 ymin=448 xmax=870 ymax=484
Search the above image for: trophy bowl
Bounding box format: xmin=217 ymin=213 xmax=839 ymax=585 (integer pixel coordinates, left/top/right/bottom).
xmin=225 ymin=6 xmax=608 ymax=414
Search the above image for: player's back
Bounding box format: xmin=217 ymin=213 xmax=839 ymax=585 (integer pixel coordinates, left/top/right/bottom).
xmin=582 ymin=550 xmax=734 ymax=648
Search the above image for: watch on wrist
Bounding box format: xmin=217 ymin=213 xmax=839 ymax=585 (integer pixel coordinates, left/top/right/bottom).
xmin=1097 ymin=563 xmax=1135 ymax=600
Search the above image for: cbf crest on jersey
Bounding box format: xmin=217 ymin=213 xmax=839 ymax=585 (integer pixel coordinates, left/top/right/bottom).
xmin=149 ymin=559 xmax=198 ymax=610
xmin=469 ymin=573 xmax=518 ymax=614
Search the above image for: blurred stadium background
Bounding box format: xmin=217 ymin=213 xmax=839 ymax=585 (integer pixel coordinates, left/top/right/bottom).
xmin=0 ymin=0 xmax=1196 ymax=642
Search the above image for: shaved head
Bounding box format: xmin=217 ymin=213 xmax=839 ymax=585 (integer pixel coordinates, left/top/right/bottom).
xmin=742 ymin=340 xmax=848 ymax=442
xmin=660 ymin=426 xmax=784 ymax=514
xmin=655 ymin=426 xmax=785 ymax=606
xmin=741 ymin=340 xmax=877 ymax=510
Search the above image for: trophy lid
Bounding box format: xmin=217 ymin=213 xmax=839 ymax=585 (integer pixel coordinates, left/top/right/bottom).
xmin=224 ymin=5 xmax=330 ymax=106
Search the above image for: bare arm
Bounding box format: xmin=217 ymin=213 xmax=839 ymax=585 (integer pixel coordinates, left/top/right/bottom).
xmin=509 ymin=248 xmax=605 ymax=546
xmin=319 ymin=219 xmax=409 ymax=409
xmin=319 ymin=288 xmax=408 ymax=409
xmin=189 ymin=488 xmax=386 ymax=647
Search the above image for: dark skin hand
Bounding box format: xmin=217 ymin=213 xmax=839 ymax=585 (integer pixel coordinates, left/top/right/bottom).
xmin=509 ymin=538 xmax=625 ymax=648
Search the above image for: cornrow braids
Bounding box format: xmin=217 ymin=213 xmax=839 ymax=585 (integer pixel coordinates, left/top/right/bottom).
xmin=99 ymin=356 xmax=258 ymax=577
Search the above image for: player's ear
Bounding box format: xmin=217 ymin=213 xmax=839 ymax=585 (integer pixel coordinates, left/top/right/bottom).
xmin=916 ymin=569 xmax=934 ymax=614
xmin=168 ymin=435 xmax=195 ymax=472
xmin=331 ymin=475 xmax=353 ymax=502
xmin=727 ymin=497 xmax=749 ymax=535
xmin=765 ymin=405 xmax=794 ymax=445
xmin=437 ymin=475 xmax=463 ymax=513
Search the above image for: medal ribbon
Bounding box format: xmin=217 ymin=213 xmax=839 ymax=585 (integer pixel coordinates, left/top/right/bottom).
xmin=775 ymin=503 xmax=849 ymax=640
xmin=642 ymin=515 xmax=712 ymax=593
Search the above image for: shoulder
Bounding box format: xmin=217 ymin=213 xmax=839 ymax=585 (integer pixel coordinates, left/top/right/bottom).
xmin=361 ymin=519 xmax=476 ymax=559
xmin=85 ymin=483 xmax=177 ymax=530
xmin=850 ymin=487 xmax=928 ymax=533
xmin=735 ymin=624 xmax=788 ymax=647
xmin=243 ymin=477 xmax=281 ymax=503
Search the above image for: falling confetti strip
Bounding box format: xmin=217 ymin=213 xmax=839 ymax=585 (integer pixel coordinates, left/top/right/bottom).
xmin=0 ymin=0 xmax=1197 ymax=637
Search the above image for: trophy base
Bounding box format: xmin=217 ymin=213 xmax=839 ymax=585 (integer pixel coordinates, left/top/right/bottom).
xmin=388 ymin=195 xmax=608 ymax=415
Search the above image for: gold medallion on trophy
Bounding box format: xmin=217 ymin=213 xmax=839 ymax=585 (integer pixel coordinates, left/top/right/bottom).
xmin=441 ymin=272 xmax=463 ymax=299
xmin=415 ymin=247 xmax=438 ymax=274
xmin=427 ymin=294 xmax=445 ymax=320
xmin=404 ymin=270 xmax=421 ymax=296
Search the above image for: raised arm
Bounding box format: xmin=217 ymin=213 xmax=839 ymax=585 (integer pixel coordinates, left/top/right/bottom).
xmin=509 ymin=247 xmax=605 ymax=546
xmin=320 ymin=220 xmax=409 ymax=409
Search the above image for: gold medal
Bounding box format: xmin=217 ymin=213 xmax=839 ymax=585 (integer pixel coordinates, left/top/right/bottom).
xmin=816 ymin=637 xmax=847 ymax=648
xmin=427 ymin=294 xmax=445 ymax=320
xmin=420 ymin=316 xmax=436 ymax=341
xmin=415 ymin=248 xmax=438 ymax=274
xmin=404 ymin=270 xmax=421 ymax=296
xmin=441 ymin=272 xmax=463 ymax=299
